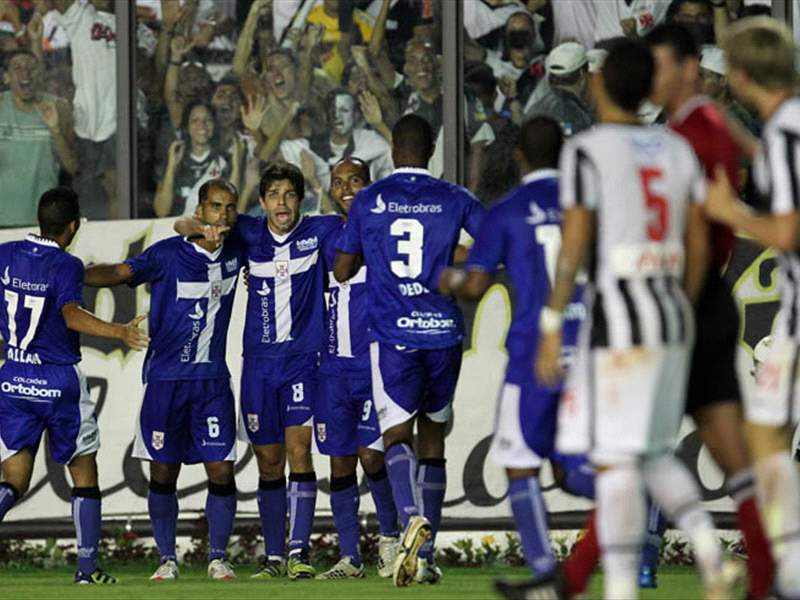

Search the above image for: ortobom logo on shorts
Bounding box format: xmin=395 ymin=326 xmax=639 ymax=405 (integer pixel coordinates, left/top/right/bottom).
xmin=247 ymin=413 xmax=259 ymax=433
xmin=152 ymin=431 xmax=165 ymax=450
xmin=316 ymin=422 xmax=326 ymax=442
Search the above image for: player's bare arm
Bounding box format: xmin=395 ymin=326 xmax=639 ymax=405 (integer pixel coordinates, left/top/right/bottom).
xmin=707 ymin=164 xmax=800 ymax=252
xmin=84 ymin=263 xmax=134 ymax=287
xmin=536 ymin=206 xmax=594 ymax=387
xmin=173 ymin=216 xmax=230 ymax=243
xmin=438 ymin=267 xmax=491 ymax=300
xmin=683 ymin=204 xmax=711 ymax=305
xmin=61 ymin=303 xmax=149 ymax=351
xmin=333 ymin=251 xmax=359 ymax=283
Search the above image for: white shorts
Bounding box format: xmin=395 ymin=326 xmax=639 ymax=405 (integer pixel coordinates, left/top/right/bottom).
xmin=556 ymin=343 xmax=690 ymax=465
xmin=747 ymin=327 xmax=800 ymax=427
xmin=490 ymin=383 xmax=544 ymax=470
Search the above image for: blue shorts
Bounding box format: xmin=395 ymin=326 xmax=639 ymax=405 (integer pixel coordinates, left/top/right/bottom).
xmin=489 ymin=362 xmax=559 ymax=469
xmin=315 ymin=370 xmax=382 ymax=456
xmin=132 ymin=378 xmax=236 ymax=464
xmin=0 ymin=363 xmax=99 ymax=465
xmin=240 ymin=353 xmax=317 ymax=445
xmin=369 ymin=342 xmax=462 ymax=432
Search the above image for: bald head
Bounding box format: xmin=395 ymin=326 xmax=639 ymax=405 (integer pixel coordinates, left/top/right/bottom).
xmin=331 ymin=157 xmax=371 ymax=215
xmin=391 ymin=114 xmax=435 ymax=168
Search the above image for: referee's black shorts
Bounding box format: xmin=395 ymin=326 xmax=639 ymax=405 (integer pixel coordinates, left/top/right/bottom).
xmin=685 ymin=272 xmax=741 ymax=413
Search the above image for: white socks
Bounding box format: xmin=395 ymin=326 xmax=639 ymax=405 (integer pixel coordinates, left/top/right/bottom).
xmin=754 ymin=452 xmax=800 ymax=596
xmin=642 ymin=454 xmax=722 ymax=586
xmin=596 ymin=465 xmax=645 ymax=599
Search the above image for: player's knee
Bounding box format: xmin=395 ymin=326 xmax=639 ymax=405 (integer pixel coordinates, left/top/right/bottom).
xmin=357 ymin=448 xmax=384 ymax=475
xmin=149 ymin=462 xmax=180 ymax=486
xmin=331 ymin=455 xmax=358 ymax=479
xmin=286 ymin=444 xmax=312 ymax=472
xmin=205 ymin=461 xmax=234 ymax=486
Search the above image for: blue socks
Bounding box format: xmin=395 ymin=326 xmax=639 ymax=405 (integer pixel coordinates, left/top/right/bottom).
xmin=0 ymin=482 xmax=19 ymax=521
xmin=552 ymin=453 xmax=596 ymax=499
xmin=287 ymin=472 xmax=317 ymax=554
xmin=385 ymin=443 xmax=421 ymax=529
xmin=148 ymin=480 xmax=178 ymax=562
xmin=366 ymin=467 xmax=399 ymax=537
xmin=257 ymin=477 xmax=287 ymax=558
xmin=72 ymin=487 xmax=102 ymax=575
xmin=330 ymin=475 xmax=361 ymax=566
xmin=206 ymin=482 xmax=237 ymax=562
xmin=641 ymin=497 xmax=666 ymax=570
xmin=417 ymin=459 xmax=446 ymax=562
xmin=508 ymin=477 xmax=556 ymax=578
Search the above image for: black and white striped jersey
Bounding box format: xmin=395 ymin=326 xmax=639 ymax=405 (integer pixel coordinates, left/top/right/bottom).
xmin=559 ymin=124 xmax=705 ymax=350
xmin=752 ymin=98 xmax=800 ymax=340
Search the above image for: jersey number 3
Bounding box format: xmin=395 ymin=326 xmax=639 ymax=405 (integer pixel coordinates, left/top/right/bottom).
xmin=390 ymin=218 xmax=424 ymax=278
xmin=640 ymin=167 xmax=668 ymax=241
xmin=4 ymin=290 xmax=45 ymax=349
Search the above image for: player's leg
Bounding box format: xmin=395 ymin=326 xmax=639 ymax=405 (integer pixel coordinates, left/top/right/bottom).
xmin=148 ymin=461 xmax=181 ymax=577
xmin=693 ymin=402 xmax=774 ymax=599
xmin=359 ymin=447 xmax=401 ymax=578
xmin=638 ymin=497 xmax=666 ymax=588
xmin=550 ymin=453 xmax=595 ymax=500
xmin=0 ymin=449 xmax=34 ymax=521
xmin=204 ymin=461 xmax=237 ymax=579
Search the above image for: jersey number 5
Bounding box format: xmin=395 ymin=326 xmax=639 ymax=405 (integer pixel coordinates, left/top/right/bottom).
xmin=390 ymin=218 xmax=424 ymax=278
xmin=4 ymin=290 xmax=45 ymax=349
xmin=640 ymin=167 xmax=668 ymax=241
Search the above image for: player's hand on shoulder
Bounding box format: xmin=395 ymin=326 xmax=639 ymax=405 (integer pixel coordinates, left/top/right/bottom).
xmin=121 ymin=314 xmax=150 ymax=351
xmin=705 ymin=164 xmax=739 ymax=226
xmin=536 ymin=331 xmax=564 ymax=387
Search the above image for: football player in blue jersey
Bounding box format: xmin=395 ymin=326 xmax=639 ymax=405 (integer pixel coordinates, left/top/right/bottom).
xmin=84 ymin=179 xmax=243 ymax=582
xmin=177 ymin=162 xmax=341 ymax=580
xmin=439 ymin=117 xmax=594 ymax=599
xmin=0 ymin=188 xmax=149 ymax=585
xmin=334 ymin=115 xmax=485 ymax=587
xmin=315 ymin=157 xmax=400 ymax=581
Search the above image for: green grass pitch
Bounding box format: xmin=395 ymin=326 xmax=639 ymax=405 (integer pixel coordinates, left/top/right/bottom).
xmin=0 ymin=565 xmax=717 ymax=599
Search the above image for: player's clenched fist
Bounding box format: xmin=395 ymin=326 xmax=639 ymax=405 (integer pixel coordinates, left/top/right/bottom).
xmin=121 ymin=314 xmax=150 ymax=351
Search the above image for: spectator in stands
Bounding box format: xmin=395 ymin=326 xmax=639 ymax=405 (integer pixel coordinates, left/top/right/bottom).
xmin=593 ymin=0 xmax=670 ymax=46
xmin=310 ymin=87 xmax=392 ymax=188
xmin=154 ymin=101 xmax=239 ymax=217
xmin=525 ymin=41 xmax=593 ymax=136
xmin=668 ymin=0 xmax=716 ymax=44
xmin=232 ymin=0 xmax=276 ymax=78
xmin=306 ymin=0 xmax=375 ymax=84
xmin=400 ymin=37 xmax=441 ymax=134
xmin=211 ymin=75 xmax=250 ymax=169
xmin=0 ymin=49 xmax=77 ymax=227
xmin=52 ymin=0 xmax=117 ymax=219
xmin=699 ymin=44 xmax=759 ymax=134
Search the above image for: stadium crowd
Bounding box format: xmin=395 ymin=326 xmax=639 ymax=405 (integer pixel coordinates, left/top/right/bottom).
xmin=0 ymin=0 xmax=776 ymax=225
xmin=3 ymin=1 xmax=800 ymax=600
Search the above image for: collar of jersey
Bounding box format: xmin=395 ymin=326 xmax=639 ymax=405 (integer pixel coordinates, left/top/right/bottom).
xmin=183 ymin=237 xmax=223 ymax=261
xmin=269 ymin=215 xmax=304 ymax=244
xmin=522 ymin=168 xmax=559 ymax=185
xmin=25 ymin=233 xmax=60 ymax=249
xmin=393 ymin=167 xmax=431 ymax=176
xmin=669 ymin=94 xmax=710 ymax=127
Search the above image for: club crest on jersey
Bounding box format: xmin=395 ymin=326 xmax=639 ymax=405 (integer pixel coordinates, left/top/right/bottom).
xmin=276 ymin=260 xmax=289 ymax=280
xmin=316 ymin=422 xmax=326 ymax=442
xmin=247 ymin=413 xmax=259 ymax=432
xmin=295 ymin=236 xmax=318 ymax=252
xmin=211 ymin=280 xmax=223 ymax=300
xmin=152 ymin=431 xmax=165 ymax=450
xmin=225 ymin=258 xmax=239 ymax=272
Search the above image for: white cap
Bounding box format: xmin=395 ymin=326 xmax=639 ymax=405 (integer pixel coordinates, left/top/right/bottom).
xmin=586 ymin=49 xmax=608 ymax=74
xmin=700 ymin=45 xmax=727 ymax=76
xmin=546 ymin=42 xmax=588 ymax=76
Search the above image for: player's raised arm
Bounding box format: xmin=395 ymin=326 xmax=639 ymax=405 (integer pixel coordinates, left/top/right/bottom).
xmin=173 ymin=216 xmax=231 ymax=243
xmin=62 ymin=304 xmax=149 ymax=350
xmin=84 ymin=263 xmax=134 ymax=287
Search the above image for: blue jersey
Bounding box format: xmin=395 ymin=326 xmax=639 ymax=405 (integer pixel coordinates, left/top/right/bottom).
xmin=126 ymin=236 xmax=243 ymax=383
xmin=338 ymin=168 xmax=485 ymax=349
xmin=321 ymin=222 xmax=370 ymax=375
xmin=0 ymin=235 xmax=83 ymax=366
xmin=236 ymin=213 xmax=340 ymax=358
xmin=467 ymin=170 xmax=584 ymax=376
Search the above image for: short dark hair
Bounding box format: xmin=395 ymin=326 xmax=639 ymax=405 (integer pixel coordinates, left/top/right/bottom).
xmin=332 ymin=156 xmax=371 ymax=183
xmin=215 ymin=74 xmax=244 ymax=102
xmin=601 ymin=39 xmax=654 ymax=113
xmin=38 ymin=187 xmax=80 ymax=237
xmin=392 ymin=114 xmax=434 ymax=159
xmin=199 ymin=178 xmax=239 ymax=204
xmin=258 ymin=161 xmax=305 ymax=199
xmin=325 ymin=87 xmax=355 ymax=116
xmin=667 ymin=0 xmax=713 ymax=20
xmin=646 ymin=23 xmax=699 ymax=61
xmin=465 ymin=62 xmax=497 ymax=102
xmin=3 ymin=48 xmax=37 ymax=70
xmin=518 ymin=115 xmax=562 ymax=169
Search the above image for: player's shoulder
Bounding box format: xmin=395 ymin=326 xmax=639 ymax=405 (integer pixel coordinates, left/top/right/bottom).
xmin=53 ymin=249 xmax=84 ymax=274
xmin=303 ymin=213 xmax=342 ymax=236
xmin=146 ymin=234 xmax=184 ymax=255
xmin=764 ymin=97 xmax=800 ymax=138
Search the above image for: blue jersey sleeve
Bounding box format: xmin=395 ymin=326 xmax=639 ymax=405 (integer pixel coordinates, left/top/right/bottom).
xmin=461 ymin=192 xmax=485 ymax=238
xmin=126 ymin=243 xmax=164 ymax=286
xmin=467 ymin=205 xmax=505 ymax=274
xmin=56 ymin=255 xmax=85 ymax=309
xmin=337 ymin=197 xmax=363 ymax=255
